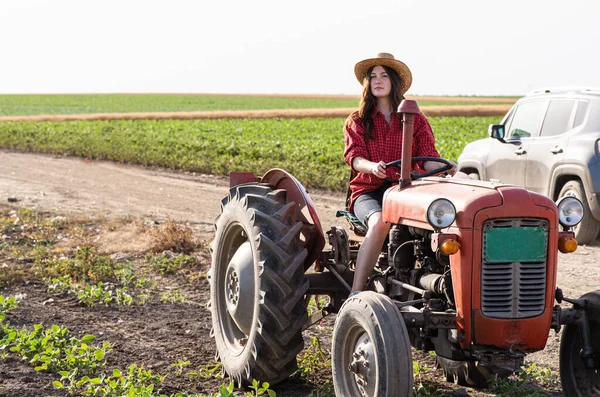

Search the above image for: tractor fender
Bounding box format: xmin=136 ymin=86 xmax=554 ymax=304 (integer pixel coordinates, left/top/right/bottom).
xmin=230 ymin=169 xmax=325 ymax=269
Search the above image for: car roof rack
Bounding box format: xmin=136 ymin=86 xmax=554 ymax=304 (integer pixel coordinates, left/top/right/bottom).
xmin=526 ymin=86 xmax=600 ymax=96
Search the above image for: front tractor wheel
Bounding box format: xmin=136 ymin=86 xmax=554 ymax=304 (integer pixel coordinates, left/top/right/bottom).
xmin=332 ymin=291 xmax=413 ymax=397
xmin=209 ymin=183 xmax=309 ymax=385
xmin=560 ymin=290 xmax=600 ymax=396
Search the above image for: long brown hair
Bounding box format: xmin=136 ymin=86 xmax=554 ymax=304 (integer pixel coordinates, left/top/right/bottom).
xmin=357 ymin=65 xmax=404 ymax=142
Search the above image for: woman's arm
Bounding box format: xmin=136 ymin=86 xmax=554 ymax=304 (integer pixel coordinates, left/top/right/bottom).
xmin=423 ymin=159 xmax=457 ymax=175
xmin=352 ymin=157 xmax=387 ymax=179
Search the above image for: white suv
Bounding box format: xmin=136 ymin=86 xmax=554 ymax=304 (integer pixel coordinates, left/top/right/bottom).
xmin=458 ymin=87 xmax=600 ymax=244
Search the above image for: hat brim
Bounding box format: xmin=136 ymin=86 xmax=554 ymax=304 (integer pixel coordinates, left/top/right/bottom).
xmin=354 ymin=58 xmax=412 ymax=94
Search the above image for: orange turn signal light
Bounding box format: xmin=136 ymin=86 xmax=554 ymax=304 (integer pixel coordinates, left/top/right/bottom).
xmin=440 ymin=239 xmax=460 ymax=255
xmin=558 ymin=236 xmax=578 ymax=253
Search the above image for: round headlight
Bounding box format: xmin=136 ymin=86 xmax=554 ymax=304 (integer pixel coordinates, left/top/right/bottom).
xmin=427 ymin=199 xmax=456 ymax=229
xmin=557 ymin=196 xmax=584 ymax=227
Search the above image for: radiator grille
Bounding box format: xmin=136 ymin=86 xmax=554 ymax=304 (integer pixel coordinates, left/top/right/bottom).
xmin=481 ymin=218 xmax=548 ymax=319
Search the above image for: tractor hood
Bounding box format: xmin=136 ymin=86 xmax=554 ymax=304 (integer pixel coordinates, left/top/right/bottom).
xmin=382 ymin=177 xmax=556 ymax=230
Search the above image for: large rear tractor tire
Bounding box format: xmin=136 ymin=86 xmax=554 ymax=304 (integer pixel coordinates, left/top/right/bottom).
xmin=332 ymin=291 xmax=413 ymax=397
xmin=436 ymin=356 xmax=512 ymax=387
xmin=558 ymin=181 xmax=600 ymax=245
xmin=559 ymin=290 xmax=600 ymax=396
xmin=209 ymin=183 xmax=309 ymax=386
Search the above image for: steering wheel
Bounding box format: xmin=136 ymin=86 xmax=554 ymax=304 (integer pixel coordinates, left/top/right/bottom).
xmin=384 ymin=156 xmax=454 ymax=183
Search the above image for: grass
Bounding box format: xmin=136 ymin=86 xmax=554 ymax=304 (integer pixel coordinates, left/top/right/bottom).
xmin=0 ymin=116 xmax=497 ymax=192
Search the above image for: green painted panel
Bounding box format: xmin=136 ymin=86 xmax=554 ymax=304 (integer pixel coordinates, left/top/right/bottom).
xmin=484 ymin=227 xmax=547 ymax=263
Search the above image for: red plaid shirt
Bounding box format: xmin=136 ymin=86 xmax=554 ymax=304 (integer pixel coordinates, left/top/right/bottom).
xmin=343 ymin=109 xmax=440 ymax=212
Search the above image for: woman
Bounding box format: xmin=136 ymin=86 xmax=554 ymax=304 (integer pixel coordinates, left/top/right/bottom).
xmin=343 ymin=52 xmax=458 ymax=294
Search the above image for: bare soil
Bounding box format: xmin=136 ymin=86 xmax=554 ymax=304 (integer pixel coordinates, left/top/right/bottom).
xmin=1 ymin=149 xmax=598 ymax=396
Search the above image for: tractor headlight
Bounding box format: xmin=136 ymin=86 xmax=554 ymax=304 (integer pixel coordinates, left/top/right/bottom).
xmin=427 ymin=199 xmax=456 ymax=229
xmin=556 ymin=196 xmax=584 ymax=227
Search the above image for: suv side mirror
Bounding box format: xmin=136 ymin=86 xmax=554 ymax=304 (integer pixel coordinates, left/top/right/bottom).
xmin=489 ymin=124 xmax=505 ymax=140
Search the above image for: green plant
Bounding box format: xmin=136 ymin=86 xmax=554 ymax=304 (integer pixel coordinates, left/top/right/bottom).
xmin=147 ymin=252 xmax=196 ymax=275
xmin=0 ymin=295 xmax=18 ymax=313
xmin=48 ymin=275 xmax=74 ymax=293
xmin=247 ymin=379 xmax=276 ymax=397
xmin=294 ymin=336 xmax=333 ymax=395
xmin=305 ymin=295 xmax=330 ymax=316
xmin=2 ymin=322 xmax=111 ymax=375
xmin=412 ymin=361 xmax=442 ymax=396
xmin=490 ymin=363 xmax=558 ymax=396
xmin=0 ymin=116 xmax=495 ymax=192
xmin=36 ymin=245 xmax=121 ymax=283
xmin=171 ymin=359 xmax=191 ymax=375
xmin=160 ymin=289 xmax=189 ymax=304
xmin=187 ymin=362 xmax=224 ymax=381
xmin=76 ymin=282 xmax=113 ymax=306
xmin=136 ymin=293 xmax=152 ymax=305
xmin=55 ymin=364 xmax=165 ymax=396
xmin=115 ymin=286 xmax=133 ymax=306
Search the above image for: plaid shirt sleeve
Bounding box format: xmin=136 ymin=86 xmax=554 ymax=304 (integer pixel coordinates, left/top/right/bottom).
xmin=413 ymin=113 xmax=440 ymax=158
xmin=343 ymin=113 xmax=368 ymax=169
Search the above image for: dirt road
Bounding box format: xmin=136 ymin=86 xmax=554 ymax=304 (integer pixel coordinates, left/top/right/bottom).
xmin=2 ymin=150 xmax=597 ymax=296
xmin=0 ymin=150 xmax=346 ymax=233
xmin=2 ymin=149 xmax=599 ymax=396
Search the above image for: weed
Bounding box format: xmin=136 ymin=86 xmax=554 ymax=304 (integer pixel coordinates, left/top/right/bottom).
xmin=294 ymin=336 xmax=333 ymax=396
xmin=160 ymin=289 xmax=189 ymax=304
xmin=147 ymin=251 xmax=196 ymax=275
xmin=171 ymin=359 xmax=191 ymax=375
xmin=48 ymin=275 xmax=74 ymax=293
xmin=151 ymin=218 xmax=198 ymax=254
xmin=521 ymin=363 xmax=561 ymax=390
xmin=1 ymin=322 xmax=111 ymax=375
xmin=490 ymin=363 xmax=559 ymax=396
xmin=76 ymin=282 xmax=113 ymax=306
xmin=136 ymin=293 xmax=152 ymax=305
xmin=55 ymin=363 xmax=165 ymax=396
xmin=115 ymin=286 xmax=133 ymax=305
xmin=305 ymin=295 xmax=330 ymax=316
xmin=412 ymin=361 xmax=443 ymax=396
xmin=247 ymin=379 xmax=276 ymax=397
xmin=187 ymin=362 xmax=224 ymax=381
xmin=35 ymin=245 xmax=121 ymax=283
xmin=0 ymin=265 xmax=26 ymax=289
xmin=0 ymin=295 xmax=18 ymax=313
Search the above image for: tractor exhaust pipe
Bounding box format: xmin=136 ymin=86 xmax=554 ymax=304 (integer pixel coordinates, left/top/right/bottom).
xmin=397 ymin=100 xmax=421 ymax=189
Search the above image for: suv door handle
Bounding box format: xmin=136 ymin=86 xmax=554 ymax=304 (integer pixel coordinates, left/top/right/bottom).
xmin=550 ymin=146 xmax=563 ymax=154
xmin=514 ymin=147 xmax=527 ymax=155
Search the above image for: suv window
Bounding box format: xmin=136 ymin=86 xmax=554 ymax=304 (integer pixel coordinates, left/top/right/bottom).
xmin=506 ymin=100 xmax=548 ymax=139
xmin=539 ymin=100 xmax=575 ymax=137
xmin=574 ymin=100 xmax=589 ymax=128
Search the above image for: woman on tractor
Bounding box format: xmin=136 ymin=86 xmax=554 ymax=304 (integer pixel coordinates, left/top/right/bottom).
xmin=344 ymin=52 xmax=464 ymax=295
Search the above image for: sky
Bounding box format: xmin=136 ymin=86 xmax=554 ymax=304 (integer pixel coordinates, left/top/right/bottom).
xmin=1 ymin=0 xmax=600 ymax=97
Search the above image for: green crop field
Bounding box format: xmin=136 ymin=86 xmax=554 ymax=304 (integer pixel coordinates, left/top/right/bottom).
xmin=0 ymin=116 xmax=497 ymax=191
xmin=0 ymin=94 xmax=515 ymax=116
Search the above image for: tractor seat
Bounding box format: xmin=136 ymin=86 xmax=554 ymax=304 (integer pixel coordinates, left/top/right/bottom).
xmin=336 ymin=210 xmax=367 ymax=237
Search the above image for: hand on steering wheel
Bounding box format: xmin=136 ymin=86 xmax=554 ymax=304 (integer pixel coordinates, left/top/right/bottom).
xmin=384 ymin=156 xmax=455 ymax=183
xmin=371 ymin=161 xmax=387 ymax=179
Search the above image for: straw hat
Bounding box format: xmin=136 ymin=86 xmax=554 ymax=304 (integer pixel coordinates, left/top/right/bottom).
xmin=354 ymin=52 xmax=412 ymax=93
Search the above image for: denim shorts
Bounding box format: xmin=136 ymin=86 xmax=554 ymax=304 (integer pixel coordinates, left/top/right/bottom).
xmin=353 ymin=185 xmax=389 ymax=226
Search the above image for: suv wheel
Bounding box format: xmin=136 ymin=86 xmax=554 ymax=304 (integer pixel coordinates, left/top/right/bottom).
xmin=558 ymin=180 xmax=600 ymax=245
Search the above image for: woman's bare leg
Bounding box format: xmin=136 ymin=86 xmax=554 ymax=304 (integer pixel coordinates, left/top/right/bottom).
xmin=351 ymin=212 xmax=390 ymax=292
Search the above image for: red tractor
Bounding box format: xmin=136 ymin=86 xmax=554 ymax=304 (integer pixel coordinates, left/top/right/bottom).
xmin=208 ymin=100 xmax=600 ymax=396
